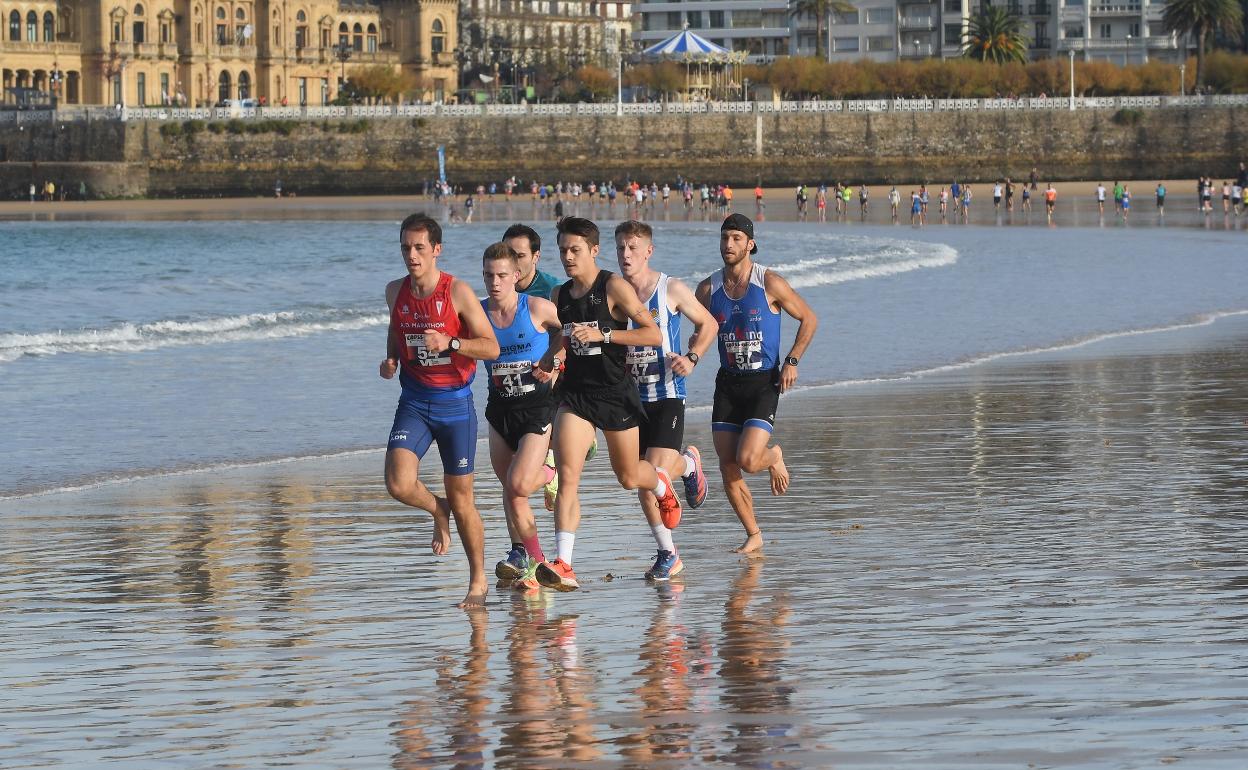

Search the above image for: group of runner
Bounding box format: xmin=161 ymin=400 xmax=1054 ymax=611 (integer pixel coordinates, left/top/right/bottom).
xmin=380 ymin=212 xmax=818 ymax=608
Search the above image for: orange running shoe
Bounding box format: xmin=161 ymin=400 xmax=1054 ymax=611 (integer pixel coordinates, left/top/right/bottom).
xmin=656 ymin=467 xmax=682 ymax=529
xmin=535 ymin=558 xmax=580 ymax=592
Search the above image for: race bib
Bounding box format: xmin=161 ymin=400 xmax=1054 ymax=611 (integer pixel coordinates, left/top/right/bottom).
xmin=405 ymin=333 xmax=451 ymax=367
xmin=490 ymin=360 xmax=537 ymax=397
xmin=564 ymin=322 xmax=602 ymax=356
xmin=724 ymin=338 xmax=764 ymax=370
xmin=626 ymin=348 xmax=662 ymax=384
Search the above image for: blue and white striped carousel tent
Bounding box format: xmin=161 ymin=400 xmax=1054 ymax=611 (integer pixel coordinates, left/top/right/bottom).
xmin=641 ymin=28 xmax=731 ymax=59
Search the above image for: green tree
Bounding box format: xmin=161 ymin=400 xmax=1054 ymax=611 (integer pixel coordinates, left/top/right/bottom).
xmin=788 ymin=0 xmax=857 ymax=61
xmin=1163 ymin=0 xmax=1243 ymax=88
xmin=962 ymin=6 xmax=1030 ymax=64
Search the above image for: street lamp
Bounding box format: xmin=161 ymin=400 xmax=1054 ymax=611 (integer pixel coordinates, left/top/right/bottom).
xmin=913 ymin=39 xmax=920 ymax=59
xmin=1068 ymin=49 xmax=1075 ymax=111
xmin=334 ymin=42 xmax=352 ymax=93
xmin=1179 ymin=63 xmax=1186 ymax=96
xmin=49 ymin=62 xmax=63 ymax=109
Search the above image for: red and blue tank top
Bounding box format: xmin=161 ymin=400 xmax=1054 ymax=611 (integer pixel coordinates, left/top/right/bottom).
xmin=391 ymin=272 xmax=476 ymax=400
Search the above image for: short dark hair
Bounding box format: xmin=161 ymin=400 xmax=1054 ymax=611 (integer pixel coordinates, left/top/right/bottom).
xmin=556 ymin=216 xmax=599 ymax=248
xmin=614 ymin=220 xmax=653 ymax=241
xmin=482 ymin=241 xmax=519 ymax=268
xmin=502 ymin=223 xmax=540 ymax=254
xmin=399 ymin=213 xmax=442 ymax=246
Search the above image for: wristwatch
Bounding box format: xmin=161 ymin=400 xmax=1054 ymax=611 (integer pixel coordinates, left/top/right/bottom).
xmin=784 ymin=355 xmax=799 ymax=366
xmin=602 ymin=328 xmax=613 ymax=345
xmin=550 ymin=357 xmax=563 ymax=372
xmin=687 ymin=351 xmax=700 ymax=365
xmin=449 ymin=337 xmax=462 ymax=352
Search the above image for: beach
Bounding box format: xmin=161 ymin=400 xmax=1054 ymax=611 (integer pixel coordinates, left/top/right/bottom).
xmin=2 ymin=200 xmax=1247 ymax=767
xmin=3 ymin=313 xmax=1247 ymax=768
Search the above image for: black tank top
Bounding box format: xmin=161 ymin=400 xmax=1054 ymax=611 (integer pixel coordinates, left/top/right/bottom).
xmin=557 ymin=269 xmax=628 ymax=393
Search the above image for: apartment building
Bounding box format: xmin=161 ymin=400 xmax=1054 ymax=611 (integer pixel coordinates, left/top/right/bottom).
xmin=632 ymin=0 xmax=792 ymax=61
xmin=460 ymin=0 xmax=633 ymax=79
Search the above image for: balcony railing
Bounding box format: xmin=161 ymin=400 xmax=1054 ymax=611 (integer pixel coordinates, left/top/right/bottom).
xmin=900 ymin=42 xmax=936 ymax=57
xmin=1058 ymin=36 xmax=1177 ymax=50
xmin=214 ymin=43 xmax=257 ymax=58
xmin=1029 ymin=3 xmax=1051 ymax=13
xmin=0 ymin=40 xmax=83 ymax=54
xmin=1090 ymin=3 xmax=1142 ymax=14
xmin=133 ymin=42 xmax=161 ymax=58
xmin=899 ymin=16 xmax=936 ymax=30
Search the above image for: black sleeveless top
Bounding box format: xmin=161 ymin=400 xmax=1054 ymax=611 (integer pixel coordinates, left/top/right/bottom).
xmin=557 ymin=269 xmax=629 ymax=393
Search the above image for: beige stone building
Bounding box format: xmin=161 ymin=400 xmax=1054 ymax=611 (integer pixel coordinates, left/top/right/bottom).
xmin=1 ymin=0 xmax=459 ymax=107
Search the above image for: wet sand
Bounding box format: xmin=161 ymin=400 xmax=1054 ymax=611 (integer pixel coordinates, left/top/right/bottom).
xmin=3 ymin=314 xmax=1247 ymax=767
xmin=1 ymin=180 xmax=1242 ymax=231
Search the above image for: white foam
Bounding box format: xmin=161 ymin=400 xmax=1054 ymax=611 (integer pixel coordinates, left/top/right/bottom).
xmin=0 ymin=308 xmax=387 ymax=363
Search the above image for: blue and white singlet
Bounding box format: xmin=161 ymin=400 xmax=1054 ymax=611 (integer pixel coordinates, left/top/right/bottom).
xmin=626 ymin=273 xmax=686 ymax=402
xmin=708 ymin=263 xmax=781 ymax=373
xmin=480 ymin=293 xmax=550 ymax=402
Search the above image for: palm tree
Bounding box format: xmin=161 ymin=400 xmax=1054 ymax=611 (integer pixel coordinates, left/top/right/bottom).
xmin=1163 ymin=0 xmax=1244 ymax=88
xmin=788 ymin=0 xmax=857 ymax=61
xmin=962 ymin=6 xmax=1030 ymax=64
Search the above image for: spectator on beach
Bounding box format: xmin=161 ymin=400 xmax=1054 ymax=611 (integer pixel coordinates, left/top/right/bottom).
xmin=888 ymin=186 xmax=900 ymax=222
xmin=1029 ymin=166 xmax=1038 ymax=191
xmin=78 ymin=181 xmax=87 ymax=200
xmin=1121 ymin=186 xmax=1131 ymax=221
xmin=859 ymin=184 xmax=869 ymax=219
xmin=1232 ymin=181 xmax=1243 ymax=215
xmin=960 ymin=184 xmax=972 ymax=221
xmin=1221 ymin=181 xmax=1231 ymax=213
xmin=1005 ymin=179 xmax=1014 ymax=211
xmin=1044 ymin=183 xmax=1057 ymax=221
xmin=939 ymin=186 xmax=948 ymax=218
xmin=909 ymin=190 xmax=923 ymax=226
xmin=1113 ymin=181 xmax=1124 ymax=214
xmin=919 ymin=184 xmax=929 ymax=216
xmin=1096 ymin=183 xmax=1107 ymax=216
xmin=992 ymin=181 xmax=1003 ymax=212
xmin=29 ymin=183 xmax=36 ymax=203
xmin=1155 ymin=183 xmax=1167 ymax=215
xmin=1021 ymin=184 xmax=1032 ymax=212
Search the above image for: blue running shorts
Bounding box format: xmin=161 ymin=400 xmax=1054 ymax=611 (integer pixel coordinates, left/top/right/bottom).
xmin=387 ymin=393 xmax=477 ymax=476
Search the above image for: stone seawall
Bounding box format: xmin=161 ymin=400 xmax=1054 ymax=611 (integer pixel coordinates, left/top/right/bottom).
xmin=0 ymin=107 xmax=1242 ymax=198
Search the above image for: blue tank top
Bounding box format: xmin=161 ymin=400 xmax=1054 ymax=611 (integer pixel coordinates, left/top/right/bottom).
xmin=480 ymin=293 xmax=550 ymax=402
xmin=627 ymin=273 xmax=686 ymax=402
xmin=708 ymin=263 xmax=781 ymax=373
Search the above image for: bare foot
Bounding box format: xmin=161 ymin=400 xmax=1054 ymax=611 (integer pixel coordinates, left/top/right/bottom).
xmin=430 ymin=496 xmax=452 ymax=556
xmin=733 ymin=530 xmax=764 ymax=554
xmin=458 ymin=583 xmax=489 ymax=609
xmin=768 ymin=446 xmax=790 ymax=496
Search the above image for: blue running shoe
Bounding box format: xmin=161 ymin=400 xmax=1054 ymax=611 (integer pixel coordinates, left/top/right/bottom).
xmin=495 ymin=545 xmax=528 ymax=580
xmin=644 ymin=549 xmax=684 ymax=581
xmin=681 ymin=445 xmax=708 ymax=509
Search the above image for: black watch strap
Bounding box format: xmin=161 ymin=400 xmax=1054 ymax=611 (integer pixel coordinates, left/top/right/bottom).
xmin=687 ymin=351 xmax=700 ymax=365
xmin=784 ymin=356 xmax=799 ymax=366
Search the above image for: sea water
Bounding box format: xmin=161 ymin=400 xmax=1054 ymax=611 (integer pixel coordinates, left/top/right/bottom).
xmin=1 ymin=218 xmax=1245 ymax=497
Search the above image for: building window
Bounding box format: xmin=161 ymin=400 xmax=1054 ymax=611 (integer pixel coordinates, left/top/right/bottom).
xmin=732 ymin=10 xmax=761 ymax=28
xmin=160 ymin=72 xmax=169 ymax=102
xmin=686 ymin=11 xmax=702 ymax=28
xmin=196 ymin=22 xmax=202 ymax=43
xmin=9 ymin=10 xmax=19 ymax=42
xmin=944 ymin=0 xmax=961 ymax=11
xmin=944 ymin=24 xmax=961 ymax=45
xmin=867 ymin=35 xmax=893 ymax=50
xmin=114 ymin=20 xmax=123 ymax=42
xmin=338 ymin=22 xmax=347 ymax=48
xmin=709 ymin=10 xmax=724 ymax=27
xmin=367 ymin=23 xmax=377 ymax=51
xmin=137 ymin=72 xmax=146 ymax=105
xmin=218 ymin=71 xmax=231 ymax=103
xmin=161 ymin=21 xmax=171 ymax=43
xmin=321 ymin=77 xmax=328 ymax=104
xmin=298 ymin=77 xmax=307 ymax=105
xmin=866 ymin=8 xmax=892 ymax=24
xmin=833 ymin=36 xmax=859 ymax=52
xmin=235 ymin=8 xmax=245 ymax=20
xmin=352 ymin=22 xmax=362 ymax=51
xmin=431 ymin=18 xmax=445 ymax=53
xmin=238 ymin=71 xmax=250 ymax=99
xmin=133 ymin=5 xmax=146 ymax=44
xmin=833 ymin=9 xmax=857 ymax=24
xmin=43 ymin=11 xmax=54 ymax=42
xmin=666 ymin=11 xmax=680 ymax=29
xmin=26 ymin=10 xmax=37 ymax=41
xmin=1129 ymin=22 xmax=1139 ymax=37
xmin=295 ymin=25 xmax=306 ymax=47
xmin=1034 ymin=22 xmax=1047 ymax=43
xmin=1099 ymin=23 xmax=1111 ymax=39
xmin=1064 ymin=25 xmax=1083 ymax=38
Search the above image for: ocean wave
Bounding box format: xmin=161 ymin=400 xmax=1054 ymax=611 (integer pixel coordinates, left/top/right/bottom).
xmin=0 ymin=308 xmax=387 ymax=363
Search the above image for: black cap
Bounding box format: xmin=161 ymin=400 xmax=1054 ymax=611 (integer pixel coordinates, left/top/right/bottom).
xmin=720 ymin=213 xmax=758 ymax=254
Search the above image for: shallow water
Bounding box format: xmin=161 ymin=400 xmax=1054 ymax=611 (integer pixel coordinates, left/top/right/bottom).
xmin=3 ymin=319 xmax=1247 ymax=768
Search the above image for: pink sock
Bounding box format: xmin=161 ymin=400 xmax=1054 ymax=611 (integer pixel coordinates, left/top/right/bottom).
xmin=521 ymin=534 xmax=546 ymax=563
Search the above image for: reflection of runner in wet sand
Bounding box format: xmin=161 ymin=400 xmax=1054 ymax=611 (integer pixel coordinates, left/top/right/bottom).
xmin=719 ymin=561 xmax=794 ymax=759
xmin=381 ymin=213 xmax=500 ymax=608
xmin=696 ymin=214 xmax=818 ymax=553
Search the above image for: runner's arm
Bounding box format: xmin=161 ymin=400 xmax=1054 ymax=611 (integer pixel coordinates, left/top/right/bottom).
xmin=380 ymin=279 xmax=401 ymax=378
xmin=666 ymin=278 xmax=717 ymax=377
xmin=424 ymin=279 xmax=500 ymax=360
xmin=765 ymin=271 xmax=818 ymax=393
xmin=587 ymin=275 xmax=659 ymax=347
xmin=529 ymin=296 xmax=565 ymax=381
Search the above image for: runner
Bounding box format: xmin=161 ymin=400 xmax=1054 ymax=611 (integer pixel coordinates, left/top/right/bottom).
xmin=1044 ymin=183 xmax=1057 ymax=221
xmin=503 ymin=223 xmax=561 ymax=300
xmin=381 ymin=213 xmax=501 ymax=608
xmin=1096 ymin=182 xmax=1106 ymax=216
xmin=479 ymin=242 xmax=564 ymax=591
xmin=535 ymin=217 xmax=684 ymax=591
xmin=615 ymin=220 xmax=717 ymax=580
xmin=696 ymin=214 xmax=818 ymax=554
xmin=1156 ymin=182 xmax=1167 ymax=215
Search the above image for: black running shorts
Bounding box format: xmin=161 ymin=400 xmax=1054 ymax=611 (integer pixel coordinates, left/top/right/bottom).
xmin=639 ymin=398 xmax=685 ymax=453
xmin=486 ymin=396 xmax=557 ymax=452
xmin=562 ymin=383 xmax=644 ymax=432
xmin=712 ymin=368 xmax=780 ymax=434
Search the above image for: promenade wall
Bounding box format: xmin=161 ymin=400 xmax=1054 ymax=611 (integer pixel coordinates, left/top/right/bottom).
xmin=0 ymin=100 xmax=1243 ymax=198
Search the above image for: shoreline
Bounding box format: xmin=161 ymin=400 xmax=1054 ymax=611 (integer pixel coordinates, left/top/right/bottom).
xmin=7 ymin=305 xmax=1247 ymax=504
xmin=0 ymin=179 xmax=1225 ymax=220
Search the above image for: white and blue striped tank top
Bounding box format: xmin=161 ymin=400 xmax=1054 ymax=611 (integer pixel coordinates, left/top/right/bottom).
xmin=708 ymin=263 xmax=782 ymax=373
xmin=627 ymin=273 xmax=686 ymax=402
